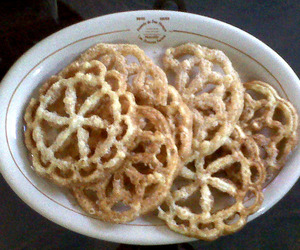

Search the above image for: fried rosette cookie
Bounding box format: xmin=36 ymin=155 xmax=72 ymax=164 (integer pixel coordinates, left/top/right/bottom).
xmin=132 ymin=84 xmax=193 ymax=160
xmin=158 ymin=126 xmax=265 ymax=240
xmin=72 ymin=106 xmax=179 ymax=223
xmin=163 ymin=43 xmax=244 ymax=156
xmin=24 ymin=60 xmax=136 ymax=186
xmin=78 ymin=43 xmax=169 ymax=106
xmin=240 ymin=80 xmax=298 ymax=178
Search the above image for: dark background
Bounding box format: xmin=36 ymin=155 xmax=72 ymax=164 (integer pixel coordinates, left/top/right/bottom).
xmin=0 ymin=0 xmax=299 ymax=249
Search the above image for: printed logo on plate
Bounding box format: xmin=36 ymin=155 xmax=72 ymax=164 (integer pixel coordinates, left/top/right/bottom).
xmin=136 ymin=17 xmax=169 ymax=43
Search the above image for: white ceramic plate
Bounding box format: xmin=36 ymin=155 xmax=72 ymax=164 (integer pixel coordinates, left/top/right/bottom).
xmin=0 ymin=10 xmax=299 ymax=245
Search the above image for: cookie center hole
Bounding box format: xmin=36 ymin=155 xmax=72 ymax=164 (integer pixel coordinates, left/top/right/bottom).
xmin=212 ymin=64 xmax=225 ymax=75
xmin=246 ymin=89 xmax=267 ymax=100
xmin=102 ymin=146 xmax=117 ymax=163
xmin=119 ymin=95 xmax=130 ymax=114
xmin=195 ymin=83 xmax=217 ymax=96
xmin=132 ymin=162 xmax=153 ymax=175
xmin=79 ymin=164 xmax=97 ymax=177
xmin=105 ymin=75 xmax=120 ymax=91
xmin=276 ymin=138 xmax=288 ymax=161
xmin=112 ymin=201 xmax=131 ymax=212
xmin=144 ymin=183 xmax=159 ymax=199
xmin=210 ymin=186 xmax=236 ymax=214
xmin=156 ymin=145 xmax=167 ymax=165
xmin=83 ymin=188 xmax=98 ymax=202
xmin=175 ymin=190 xmax=203 ymax=214
xmin=273 ymin=106 xmax=287 ymax=125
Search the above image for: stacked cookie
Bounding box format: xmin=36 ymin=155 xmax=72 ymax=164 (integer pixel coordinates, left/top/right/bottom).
xmin=24 ymin=43 xmax=298 ymax=240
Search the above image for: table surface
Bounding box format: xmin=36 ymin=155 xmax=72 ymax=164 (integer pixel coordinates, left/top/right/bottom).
xmin=0 ymin=1 xmax=299 ymax=249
